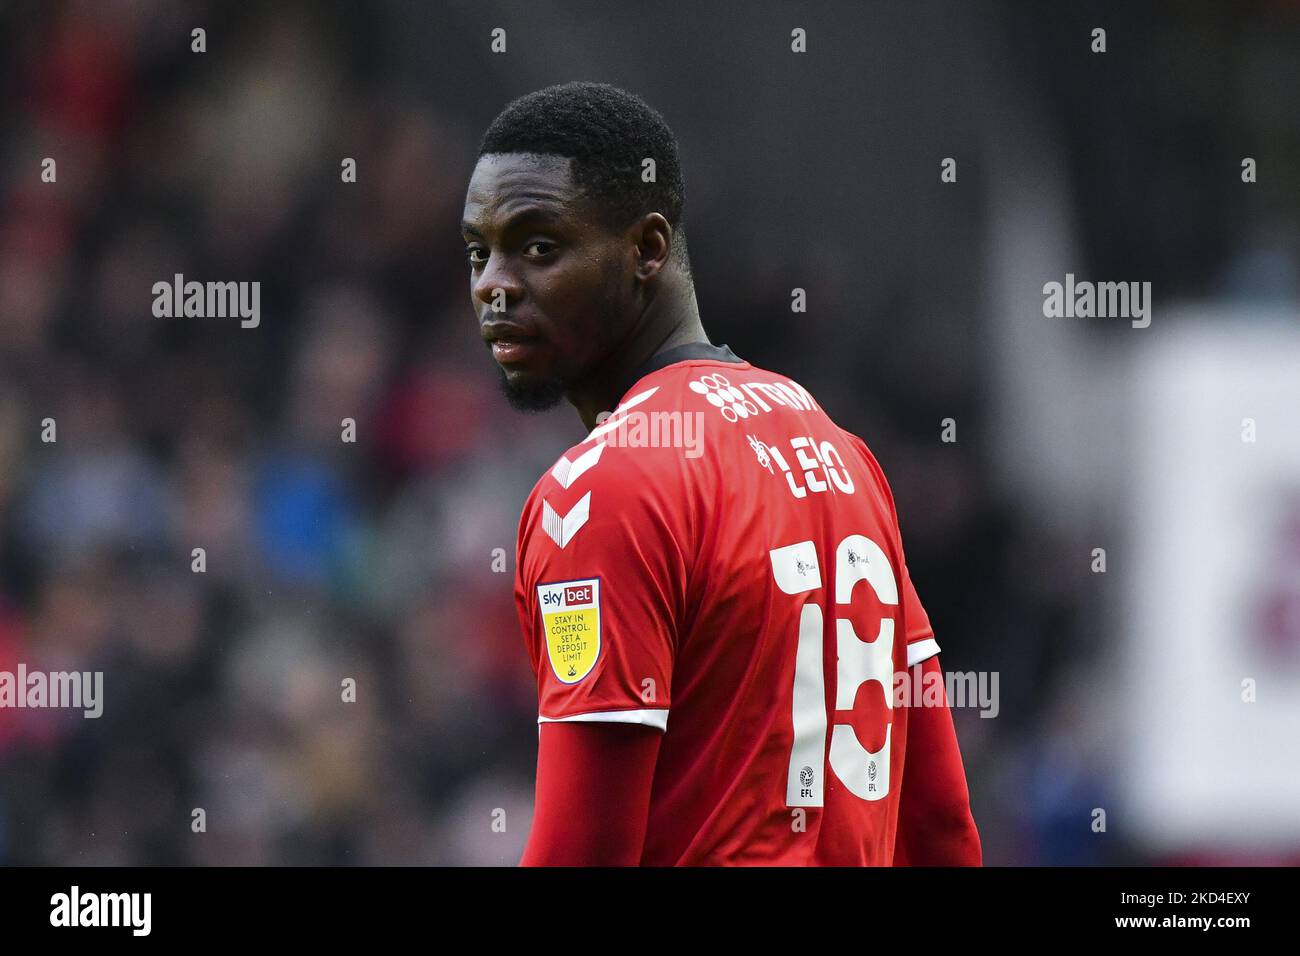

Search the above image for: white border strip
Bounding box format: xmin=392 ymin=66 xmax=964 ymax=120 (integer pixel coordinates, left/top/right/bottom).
xmin=538 ymin=708 xmax=669 ymax=731
xmin=906 ymin=638 xmax=941 ymax=668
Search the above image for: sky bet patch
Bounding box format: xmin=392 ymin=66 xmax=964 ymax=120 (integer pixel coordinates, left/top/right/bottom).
xmin=537 ymin=578 xmax=601 ymax=684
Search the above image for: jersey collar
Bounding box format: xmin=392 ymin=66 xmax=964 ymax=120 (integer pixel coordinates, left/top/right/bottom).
xmin=607 ymin=342 xmax=747 ymax=412
xmin=626 ymin=341 xmax=745 ymax=387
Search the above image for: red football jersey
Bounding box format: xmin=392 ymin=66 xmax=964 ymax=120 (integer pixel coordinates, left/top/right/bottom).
xmin=514 ymin=344 xmax=940 ymax=865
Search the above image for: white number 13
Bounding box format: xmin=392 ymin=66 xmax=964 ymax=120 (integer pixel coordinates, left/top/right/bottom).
xmin=769 ymin=534 xmax=898 ymax=806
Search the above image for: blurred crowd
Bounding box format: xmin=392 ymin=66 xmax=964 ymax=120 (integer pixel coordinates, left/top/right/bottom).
xmin=1 ymin=0 xmax=1294 ymax=865
xmin=0 ymin=1 xmax=568 ymax=864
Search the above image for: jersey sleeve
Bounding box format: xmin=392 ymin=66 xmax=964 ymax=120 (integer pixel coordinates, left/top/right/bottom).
xmin=848 ymin=434 xmax=941 ymax=667
xmin=514 ymin=441 xmax=691 ymax=732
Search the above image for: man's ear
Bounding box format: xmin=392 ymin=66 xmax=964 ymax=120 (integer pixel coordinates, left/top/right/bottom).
xmin=632 ymin=213 xmax=673 ymax=282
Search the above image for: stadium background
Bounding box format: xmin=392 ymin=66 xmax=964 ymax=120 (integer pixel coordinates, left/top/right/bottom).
xmin=1 ymin=0 xmax=1297 ymax=865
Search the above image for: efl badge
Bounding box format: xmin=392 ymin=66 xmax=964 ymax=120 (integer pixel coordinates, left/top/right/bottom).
xmin=537 ymin=578 xmax=601 ymax=684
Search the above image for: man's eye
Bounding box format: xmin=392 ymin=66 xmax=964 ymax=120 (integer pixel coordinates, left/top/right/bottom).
xmin=466 ymin=247 xmax=487 ymax=266
xmin=525 ymin=240 xmax=556 ymax=257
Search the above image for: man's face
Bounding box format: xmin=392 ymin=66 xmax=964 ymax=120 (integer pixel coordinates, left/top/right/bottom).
xmin=461 ymin=152 xmax=633 ymax=411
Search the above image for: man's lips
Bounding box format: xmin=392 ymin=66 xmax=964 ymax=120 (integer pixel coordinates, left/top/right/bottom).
xmin=481 ymin=323 xmax=543 ymax=364
xmin=490 ymin=338 xmax=542 ymax=363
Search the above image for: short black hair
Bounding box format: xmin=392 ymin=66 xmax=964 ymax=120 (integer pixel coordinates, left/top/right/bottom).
xmin=478 ymin=81 xmax=691 ymax=278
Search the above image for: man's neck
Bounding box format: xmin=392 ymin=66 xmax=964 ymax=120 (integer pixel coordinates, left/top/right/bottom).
xmin=568 ymin=282 xmax=709 ymax=431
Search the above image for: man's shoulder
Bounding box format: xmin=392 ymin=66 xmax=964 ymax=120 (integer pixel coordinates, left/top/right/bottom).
xmin=514 ymin=444 xmax=701 ymax=586
xmin=515 ymin=368 xmax=751 ymax=560
xmin=522 ymin=422 xmax=690 ymax=512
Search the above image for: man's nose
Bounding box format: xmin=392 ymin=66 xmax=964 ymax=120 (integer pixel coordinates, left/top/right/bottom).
xmin=474 ymin=254 xmax=522 ymax=309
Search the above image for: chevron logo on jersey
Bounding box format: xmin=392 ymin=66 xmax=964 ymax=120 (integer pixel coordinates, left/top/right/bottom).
xmin=541 ymin=492 xmax=591 ymax=549
xmin=541 ymin=439 xmax=608 ymax=548
xmin=551 ymin=442 xmax=605 ymax=488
